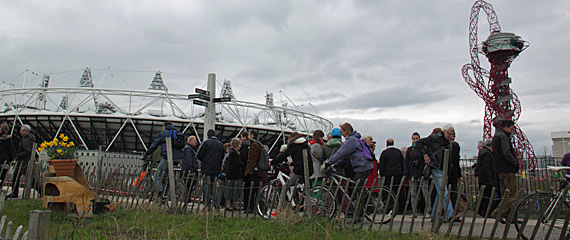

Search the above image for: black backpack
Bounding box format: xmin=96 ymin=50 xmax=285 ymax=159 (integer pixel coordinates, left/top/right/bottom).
xmin=255 ymin=141 xmax=271 ymax=171
xmin=169 ymin=129 xmax=186 ymax=150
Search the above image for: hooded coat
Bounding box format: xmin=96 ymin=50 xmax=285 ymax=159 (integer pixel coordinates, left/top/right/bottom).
xmin=274 ymin=136 xmax=314 ymax=176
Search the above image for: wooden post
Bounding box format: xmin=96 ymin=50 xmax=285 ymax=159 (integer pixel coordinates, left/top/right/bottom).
xmin=0 ymin=192 xmax=6 ymax=215
xmin=5 ymin=221 xmax=12 ymax=240
xmin=165 ymin=137 xmax=177 ymax=209
xmin=97 ymin=146 xmax=103 ymax=193
xmin=23 ymin=142 xmax=38 ymax=199
xmin=302 ymin=149 xmax=311 ymax=218
xmin=432 ymin=149 xmax=450 ymax=233
xmin=27 ymin=210 xmax=51 ymax=240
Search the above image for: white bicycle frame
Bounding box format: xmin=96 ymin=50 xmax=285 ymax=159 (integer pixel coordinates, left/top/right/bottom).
xmin=273 ymin=170 xmax=306 ymax=207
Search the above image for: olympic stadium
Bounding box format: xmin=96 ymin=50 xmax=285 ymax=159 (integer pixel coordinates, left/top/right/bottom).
xmin=0 ymin=67 xmax=333 ymax=158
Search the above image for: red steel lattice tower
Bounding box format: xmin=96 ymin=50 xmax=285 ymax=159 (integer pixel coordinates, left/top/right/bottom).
xmin=461 ymin=0 xmax=536 ymax=169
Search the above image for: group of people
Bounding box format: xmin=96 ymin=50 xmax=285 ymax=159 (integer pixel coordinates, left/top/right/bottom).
xmin=474 ymin=119 xmax=521 ymax=222
xmin=0 ymin=124 xmax=39 ymax=199
xmin=141 ymin=121 xmax=268 ymax=213
xmin=140 ymin=119 xmax=524 ymax=224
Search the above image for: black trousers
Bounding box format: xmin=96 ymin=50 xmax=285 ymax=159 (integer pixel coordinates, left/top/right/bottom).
xmin=243 ymin=173 xmax=260 ymax=212
xmin=352 ymin=169 xmax=372 ymax=219
xmin=385 ymin=175 xmax=405 ymax=213
xmin=478 ymin=183 xmax=499 ymax=217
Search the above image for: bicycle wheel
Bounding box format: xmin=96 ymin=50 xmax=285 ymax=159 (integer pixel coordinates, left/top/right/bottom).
xmin=289 ymin=185 xmax=336 ymax=218
xmin=365 ymin=187 xmax=396 ymax=224
xmin=514 ymin=192 xmax=570 ymax=240
xmin=311 ymin=186 xmax=336 ymax=219
xmin=257 ymin=182 xmax=280 ymax=219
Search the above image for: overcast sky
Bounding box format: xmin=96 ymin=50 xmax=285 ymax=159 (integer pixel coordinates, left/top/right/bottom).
xmin=1 ymin=0 xmax=569 ymax=158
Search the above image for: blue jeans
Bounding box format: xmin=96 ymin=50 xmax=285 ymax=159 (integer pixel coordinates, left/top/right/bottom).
xmin=154 ymin=159 xmax=168 ymax=192
xmin=431 ymin=169 xmax=454 ymax=220
xmin=153 ymin=158 xmax=181 ymax=192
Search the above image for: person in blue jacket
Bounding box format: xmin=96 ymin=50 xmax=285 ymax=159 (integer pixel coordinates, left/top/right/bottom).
xmin=141 ymin=121 xmax=184 ymax=194
xmin=323 ymin=122 xmax=373 ymax=224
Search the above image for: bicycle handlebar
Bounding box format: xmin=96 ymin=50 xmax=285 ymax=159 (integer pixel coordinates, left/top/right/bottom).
xmin=547 ymin=166 xmax=570 ymax=172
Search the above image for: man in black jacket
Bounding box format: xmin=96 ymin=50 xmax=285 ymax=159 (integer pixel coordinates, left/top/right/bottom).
xmin=404 ymin=132 xmax=431 ymax=215
xmin=197 ymin=129 xmax=224 ymax=209
xmin=415 ymin=124 xmax=455 ymax=222
xmin=490 ymin=120 xmax=518 ymax=220
xmin=378 ymin=138 xmax=405 ymax=213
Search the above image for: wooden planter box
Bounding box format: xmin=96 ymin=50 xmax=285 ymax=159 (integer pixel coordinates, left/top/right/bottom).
xmin=47 ymin=159 xmax=78 ymax=177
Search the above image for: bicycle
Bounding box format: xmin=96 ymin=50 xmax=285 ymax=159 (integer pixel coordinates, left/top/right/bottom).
xmin=325 ymin=171 xmax=397 ymax=224
xmin=257 ymin=165 xmax=336 ymax=219
xmin=513 ymin=166 xmax=570 ymax=240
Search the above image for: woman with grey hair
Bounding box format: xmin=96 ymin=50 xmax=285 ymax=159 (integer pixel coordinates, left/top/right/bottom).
xmin=361 ymin=134 xmax=378 ymax=189
xmin=477 ymin=138 xmax=497 ymax=216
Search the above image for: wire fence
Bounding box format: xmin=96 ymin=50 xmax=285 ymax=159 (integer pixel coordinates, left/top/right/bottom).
xmin=2 ymin=149 xmax=570 ymax=239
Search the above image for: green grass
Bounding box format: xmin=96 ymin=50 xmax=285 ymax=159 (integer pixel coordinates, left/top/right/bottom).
xmin=2 ymin=199 xmax=455 ymax=239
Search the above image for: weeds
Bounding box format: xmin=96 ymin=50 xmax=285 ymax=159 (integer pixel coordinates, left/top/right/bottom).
xmin=3 ymin=199 xmax=456 ymax=239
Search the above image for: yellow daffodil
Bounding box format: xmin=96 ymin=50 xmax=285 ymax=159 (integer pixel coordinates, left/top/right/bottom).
xmin=41 ymin=134 xmax=77 ymax=160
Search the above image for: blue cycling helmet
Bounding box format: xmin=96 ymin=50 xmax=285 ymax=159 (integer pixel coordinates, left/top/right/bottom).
xmin=331 ymin=128 xmax=341 ymax=137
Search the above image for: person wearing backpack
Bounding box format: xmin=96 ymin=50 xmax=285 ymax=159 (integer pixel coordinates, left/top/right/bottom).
xmin=273 ymin=132 xmax=313 ymax=209
xmin=322 ymin=122 xmax=373 ymax=224
xmin=197 ymin=129 xmax=224 ymax=210
xmin=243 ymin=130 xmax=262 ymax=213
xmin=141 ymin=121 xmax=184 ymax=195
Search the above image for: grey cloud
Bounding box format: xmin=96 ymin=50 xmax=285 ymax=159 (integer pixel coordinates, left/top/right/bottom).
xmin=313 ymin=84 xmax=450 ymax=111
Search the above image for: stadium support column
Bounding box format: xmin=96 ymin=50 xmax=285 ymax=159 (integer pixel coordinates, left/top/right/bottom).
xmin=204 ymin=73 xmax=216 ymax=140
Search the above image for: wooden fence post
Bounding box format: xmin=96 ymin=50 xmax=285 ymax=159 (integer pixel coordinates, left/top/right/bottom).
xmin=302 ymin=149 xmax=311 ymax=218
xmin=27 ymin=210 xmax=51 ymax=240
xmin=432 ymin=149 xmax=450 ymax=233
xmin=23 ymin=142 xmax=38 ymax=199
xmin=165 ymin=137 xmax=177 ymax=209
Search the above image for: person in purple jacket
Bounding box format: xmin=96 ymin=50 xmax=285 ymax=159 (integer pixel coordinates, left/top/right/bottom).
xmin=322 ymin=122 xmax=373 ymax=224
xmin=561 ymin=142 xmax=570 ymax=180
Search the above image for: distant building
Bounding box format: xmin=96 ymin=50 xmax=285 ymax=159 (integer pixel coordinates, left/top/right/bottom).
xmin=551 ymin=131 xmax=570 ymax=158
